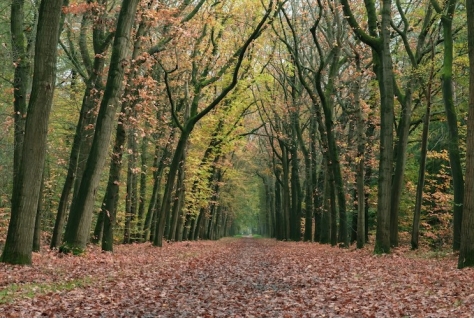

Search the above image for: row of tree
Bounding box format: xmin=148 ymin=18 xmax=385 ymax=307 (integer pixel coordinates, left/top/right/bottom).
xmin=243 ymin=0 xmax=474 ymax=267
xmin=0 ymin=0 xmax=474 ymax=269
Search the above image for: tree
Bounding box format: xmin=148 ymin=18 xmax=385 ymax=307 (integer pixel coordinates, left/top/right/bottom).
xmin=431 ymin=0 xmax=464 ymax=251
xmin=51 ymin=0 xmax=115 ymax=249
xmin=340 ymin=0 xmax=396 ymax=253
xmin=61 ymin=0 xmax=141 ymax=253
xmin=1 ymin=0 xmax=64 ymax=264
xmin=458 ymin=0 xmax=474 ymax=268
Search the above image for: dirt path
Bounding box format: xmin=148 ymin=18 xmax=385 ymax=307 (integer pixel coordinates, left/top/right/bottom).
xmin=1 ymin=238 xmax=474 ymax=317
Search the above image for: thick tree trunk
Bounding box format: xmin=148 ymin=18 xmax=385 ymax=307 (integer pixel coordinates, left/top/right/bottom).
xmin=2 ymin=0 xmax=63 ymax=265
xmin=458 ymin=0 xmax=474 ymax=268
xmin=374 ymin=0 xmax=395 ymax=254
xmin=100 ymin=110 xmax=127 ymax=252
xmin=11 ymin=0 xmax=34 ymax=192
xmin=62 ymin=0 xmax=140 ymax=253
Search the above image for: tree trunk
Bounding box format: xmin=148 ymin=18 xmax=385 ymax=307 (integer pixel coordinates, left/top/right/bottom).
xmin=169 ymin=153 xmax=185 ymax=241
xmin=281 ymin=146 xmax=291 ymax=240
xmin=374 ymin=0 xmax=395 ymax=254
xmin=458 ymin=0 xmax=474 ymax=268
xmin=155 ymin=131 xmax=191 ymax=246
xmin=61 ymin=0 xmax=140 ymax=253
xmin=51 ymin=55 xmax=105 ymax=249
xmin=2 ymin=0 xmax=63 ymax=265
xmin=143 ymin=129 xmax=174 ymax=241
xmin=320 ymin=169 xmax=330 ymax=244
xmin=52 ymin=10 xmax=110 ymax=249
xmin=100 ymin=109 xmax=127 ymax=252
xmin=33 ymin=171 xmax=46 ymax=252
xmin=412 ymin=43 xmax=435 ymax=250
xmin=91 ymin=209 xmax=104 ymax=244
xmin=436 ymin=0 xmax=464 ymax=251
xmin=175 ymin=185 xmax=186 ymax=242
xmin=124 ymin=124 xmax=138 ymax=244
xmin=290 ymin=144 xmax=302 ymax=241
xmin=390 ymin=88 xmax=413 ymax=247
xmin=136 ymin=134 xmax=148 ymax=241
xmin=11 ymin=0 xmax=35 ymax=194
xmin=274 ymin=168 xmax=283 ymax=240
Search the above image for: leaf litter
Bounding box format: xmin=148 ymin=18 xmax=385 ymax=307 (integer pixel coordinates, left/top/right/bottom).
xmin=1 ymin=238 xmax=474 ymax=317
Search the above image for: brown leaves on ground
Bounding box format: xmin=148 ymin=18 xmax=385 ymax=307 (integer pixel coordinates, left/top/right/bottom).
xmin=1 ymin=238 xmax=474 ymax=317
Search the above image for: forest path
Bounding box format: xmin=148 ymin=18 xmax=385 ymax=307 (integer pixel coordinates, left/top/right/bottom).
xmin=1 ymin=238 xmax=474 ymax=317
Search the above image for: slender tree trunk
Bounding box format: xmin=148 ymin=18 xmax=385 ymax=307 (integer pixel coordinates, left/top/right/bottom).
xmin=92 ymin=209 xmax=104 ymax=244
xmin=169 ymin=153 xmax=185 ymax=241
xmin=33 ymin=171 xmax=46 ymax=252
xmin=124 ymin=125 xmax=138 ymax=244
xmin=320 ymin=169 xmax=330 ymax=244
xmin=281 ymin=147 xmax=291 ymax=240
xmin=290 ymin=145 xmax=302 ymax=241
xmin=136 ymin=134 xmax=148 ymax=241
xmin=143 ymin=129 xmax=173 ymax=241
xmin=390 ymin=88 xmax=413 ymax=247
xmin=175 ymin=186 xmax=186 ymax=241
xmin=412 ymin=45 xmax=435 ymax=250
xmin=355 ymin=109 xmax=365 ymax=249
xmin=435 ymin=0 xmax=464 ymax=250
xmin=155 ymin=131 xmax=191 ymax=246
xmin=274 ymin=168 xmax=283 ymax=240
xmin=2 ymin=0 xmax=63 ymax=265
xmin=62 ymin=0 xmax=140 ymax=253
xmin=353 ymin=56 xmax=366 ymax=249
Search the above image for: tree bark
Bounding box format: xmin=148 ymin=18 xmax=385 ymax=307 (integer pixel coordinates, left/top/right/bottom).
xmin=412 ymin=41 xmax=435 ymax=250
xmin=11 ymin=0 xmax=35 ymax=193
xmin=458 ymin=0 xmax=474 ymax=268
xmin=33 ymin=171 xmax=46 ymax=252
xmin=432 ymin=0 xmax=464 ymax=251
xmin=2 ymin=0 xmax=63 ymax=265
xmin=375 ymin=0 xmax=395 ymax=254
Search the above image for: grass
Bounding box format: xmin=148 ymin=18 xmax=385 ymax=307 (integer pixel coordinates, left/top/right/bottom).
xmin=0 ymin=277 xmax=93 ymax=304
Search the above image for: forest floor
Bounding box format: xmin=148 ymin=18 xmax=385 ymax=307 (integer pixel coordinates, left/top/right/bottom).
xmin=1 ymin=237 xmax=474 ymax=317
